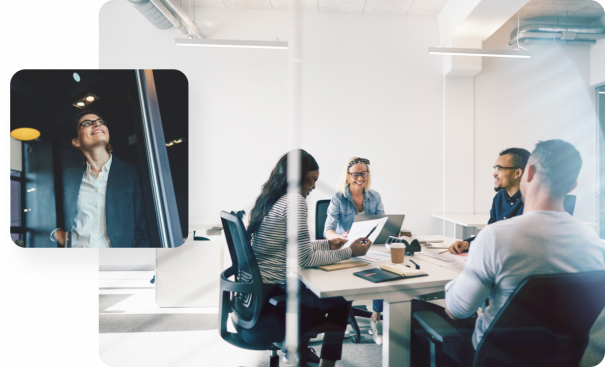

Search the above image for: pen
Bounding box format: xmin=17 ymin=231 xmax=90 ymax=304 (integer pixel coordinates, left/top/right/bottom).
xmin=410 ymin=259 xmax=420 ymax=269
xmin=439 ymin=250 xmax=449 ymax=254
xmin=361 ymin=224 xmax=379 ymax=244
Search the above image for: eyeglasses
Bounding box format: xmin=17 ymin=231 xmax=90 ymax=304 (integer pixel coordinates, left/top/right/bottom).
xmin=348 ymin=171 xmax=368 ymax=179
xmin=493 ymin=166 xmax=519 ymax=173
xmin=78 ymin=119 xmax=106 ymax=129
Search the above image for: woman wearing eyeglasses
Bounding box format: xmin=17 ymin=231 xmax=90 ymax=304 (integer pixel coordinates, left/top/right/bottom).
xmin=51 ymin=110 xmax=150 ymax=248
xmin=324 ymin=157 xmax=386 ymax=345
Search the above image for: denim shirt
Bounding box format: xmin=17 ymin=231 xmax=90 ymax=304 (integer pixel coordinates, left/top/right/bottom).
xmin=324 ymin=185 xmax=385 ymax=236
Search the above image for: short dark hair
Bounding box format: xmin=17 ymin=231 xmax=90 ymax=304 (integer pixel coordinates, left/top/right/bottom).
xmin=499 ymin=147 xmax=531 ymax=171
xmin=529 ymin=139 xmax=582 ymax=198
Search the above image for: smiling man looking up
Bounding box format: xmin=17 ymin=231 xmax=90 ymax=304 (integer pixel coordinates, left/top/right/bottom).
xmin=448 ymin=147 xmax=530 ymax=254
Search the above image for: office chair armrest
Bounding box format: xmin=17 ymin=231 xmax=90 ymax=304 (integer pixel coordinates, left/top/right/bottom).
xmin=413 ymin=311 xmax=464 ymax=343
xmin=268 ymin=294 xmax=287 ymax=306
xmin=221 ymin=270 xmax=255 ymax=293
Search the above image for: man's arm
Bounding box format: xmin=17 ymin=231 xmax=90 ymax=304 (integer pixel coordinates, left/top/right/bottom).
xmin=445 ymin=228 xmax=496 ymax=319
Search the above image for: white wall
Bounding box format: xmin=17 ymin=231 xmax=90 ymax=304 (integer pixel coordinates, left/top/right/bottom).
xmin=100 ymin=4 xmax=445 ymax=238
xmin=591 ymin=14 xmax=605 ymax=87
xmin=10 ymin=137 xmax=22 ymax=172
xmin=475 ymin=19 xmax=596 ymax=223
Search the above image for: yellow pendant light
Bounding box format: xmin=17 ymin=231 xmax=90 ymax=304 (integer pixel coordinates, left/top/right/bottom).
xmin=11 ymin=128 xmax=41 ymax=141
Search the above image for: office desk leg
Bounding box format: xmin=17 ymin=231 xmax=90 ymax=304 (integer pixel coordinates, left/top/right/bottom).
xmin=383 ymin=300 xmax=411 ymax=367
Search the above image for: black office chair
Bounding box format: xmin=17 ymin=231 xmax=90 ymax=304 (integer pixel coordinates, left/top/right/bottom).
xmin=315 ymin=199 xmax=374 ymax=344
xmin=413 ymin=270 xmax=605 ymax=367
xmin=218 ymin=211 xmax=286 ymax=367
xmin=564 ymin=195 xmax=577 ymax=216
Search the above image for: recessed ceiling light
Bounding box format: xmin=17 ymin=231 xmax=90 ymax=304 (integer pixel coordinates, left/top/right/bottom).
xmin=73 ymin=72 xmax=80 ymax=82
xmin=11 ymin=128 xmax=41 ymax=141
xmin=86 ymin=96 xmax=95 ymax=102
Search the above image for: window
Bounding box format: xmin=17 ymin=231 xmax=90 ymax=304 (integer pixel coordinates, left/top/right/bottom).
xmin=10 ymin=169 xmax=24 ymax=245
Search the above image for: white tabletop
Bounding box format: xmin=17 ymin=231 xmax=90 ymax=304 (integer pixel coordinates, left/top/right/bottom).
xmin=432 ymin=213 xmax=490 ymax=228
xmin=298 ymin=235 xmax=461 ymax=301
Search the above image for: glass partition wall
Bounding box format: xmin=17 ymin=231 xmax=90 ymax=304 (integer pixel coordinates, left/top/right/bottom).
xmin=597 ymin=85 xmax=605 ymax=240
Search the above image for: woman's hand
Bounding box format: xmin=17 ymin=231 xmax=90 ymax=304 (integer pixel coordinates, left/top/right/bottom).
xmin=55 ymin=230 xmax=66 ymax=247
xmin=340 ymin=230 xmax=349 ymax=239
xmin=349 ymin=238 xmax=372 ymax=257
xmin=328 ymin=237 xmax=348 ymax=250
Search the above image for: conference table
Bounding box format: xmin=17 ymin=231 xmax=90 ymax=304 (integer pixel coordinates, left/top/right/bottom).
xmin=298 ymin=235 xmax=463 ymax=367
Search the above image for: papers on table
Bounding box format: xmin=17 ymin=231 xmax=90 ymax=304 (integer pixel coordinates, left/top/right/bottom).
xmin=343 ymin=217 xmax=388 ymax=248
xmin=354 ymin=251 xmax=391 ymax=264
xmin=415 ymin=248 xmax=468 ymax=271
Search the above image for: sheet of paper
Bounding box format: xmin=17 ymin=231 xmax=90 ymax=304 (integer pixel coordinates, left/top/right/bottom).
xmin=415 ymin=249 xmax=468 ymax=270
xmin=354 ymin=251 xmax=391 ymax=264
xmin=343 ymin=217 xmax=389 ymax=248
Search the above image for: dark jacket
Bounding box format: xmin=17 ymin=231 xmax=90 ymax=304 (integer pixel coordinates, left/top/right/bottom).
xmin=62 ymin=156 xmax=150 ymax=248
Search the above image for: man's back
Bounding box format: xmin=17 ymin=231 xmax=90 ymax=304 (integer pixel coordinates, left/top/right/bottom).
xmin=446 ymin=210 xmax=605 ymax=348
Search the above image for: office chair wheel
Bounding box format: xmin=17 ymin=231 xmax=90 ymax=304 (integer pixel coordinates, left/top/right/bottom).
xmin=269 ymin=354 xmax=279 ymax=367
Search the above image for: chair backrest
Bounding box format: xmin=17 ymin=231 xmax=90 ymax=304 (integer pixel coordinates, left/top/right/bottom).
xmin=474 ymin=270 xmax=605 ymax=367
xmin=315 ymin=199 xmax=331 ymax=240
xmin=219 ymin=211 xmax=267 ymax=330
xmin=564 ymin=195 xmax=576 ymax=216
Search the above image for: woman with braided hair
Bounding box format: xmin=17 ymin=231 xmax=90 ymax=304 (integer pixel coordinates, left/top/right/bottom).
xmin=324 ymin=157 xmax=386 ymax=345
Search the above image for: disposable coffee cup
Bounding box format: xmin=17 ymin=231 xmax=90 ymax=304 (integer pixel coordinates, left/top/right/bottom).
xmin=390 ymin=243 xmax=406 ymax=264
xmin=400 ymin=229 xmax=412 ymax=238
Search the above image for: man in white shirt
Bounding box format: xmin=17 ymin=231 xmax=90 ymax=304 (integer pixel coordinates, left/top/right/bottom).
xmin=52 ymin=110 xmax=150 ymax=248
xmin=415 ymin=139 xmax=605 ymax=366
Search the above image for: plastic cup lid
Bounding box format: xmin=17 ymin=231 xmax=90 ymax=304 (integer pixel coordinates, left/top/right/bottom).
xmin=390 ymin=243 xmax=406 ymax=249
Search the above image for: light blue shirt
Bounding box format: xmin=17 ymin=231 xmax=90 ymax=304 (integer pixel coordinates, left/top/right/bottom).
xmin=445 ymin=210 xmax=605 ymax=349
xmin=324 ymin=185 xmax=385 ymax=236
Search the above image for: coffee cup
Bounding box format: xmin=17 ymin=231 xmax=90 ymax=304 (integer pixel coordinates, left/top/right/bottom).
xmin=390 ymin=242 xmax=406 ymax=264
xmin=400 ymin=229 xmax=412 ymax=238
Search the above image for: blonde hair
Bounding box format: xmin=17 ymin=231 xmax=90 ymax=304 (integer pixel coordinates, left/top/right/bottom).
xmin=337 ymin=157 xmax=372 ymax=194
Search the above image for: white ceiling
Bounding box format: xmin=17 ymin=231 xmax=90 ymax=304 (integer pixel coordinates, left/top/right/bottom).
xmin=113 ymin=0 xmax=604 ymax=21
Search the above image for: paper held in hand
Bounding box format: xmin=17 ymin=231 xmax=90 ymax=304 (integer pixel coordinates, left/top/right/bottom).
xmin=343 ymin=217 xmax=389 ymax=248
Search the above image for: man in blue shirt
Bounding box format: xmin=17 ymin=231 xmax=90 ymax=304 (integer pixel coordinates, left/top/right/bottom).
xmin=448 ymin=147 xmax=530 ymax=254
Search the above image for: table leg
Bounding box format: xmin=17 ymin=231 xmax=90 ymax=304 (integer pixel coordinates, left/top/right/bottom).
xmin=382 ymin=300 xmax=412 ymax=367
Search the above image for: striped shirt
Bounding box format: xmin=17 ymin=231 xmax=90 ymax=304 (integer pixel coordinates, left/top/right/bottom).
xmin=251 ymin=194 xmax=352 ymax=284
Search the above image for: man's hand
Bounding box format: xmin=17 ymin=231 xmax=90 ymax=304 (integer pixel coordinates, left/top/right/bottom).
xmin=349 ymin=238 xmax=372 ymax=257
xmin=328 ymin=237 xmax=348 ymax=250
xmin=448 ymin=240 xmax=469 ymax=254
xmin=55 ymin=230 xmax=67 ymax=247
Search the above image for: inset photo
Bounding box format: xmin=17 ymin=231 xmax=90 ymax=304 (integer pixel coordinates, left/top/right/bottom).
xmin=10 ymin=69 xmax=188 ymax=248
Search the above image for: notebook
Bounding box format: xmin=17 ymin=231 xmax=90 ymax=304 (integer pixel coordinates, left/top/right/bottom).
xmin=317 ymin=259 xmax=368 ymax=272
xmin=354 ymin=264 xmax=428 ymax=283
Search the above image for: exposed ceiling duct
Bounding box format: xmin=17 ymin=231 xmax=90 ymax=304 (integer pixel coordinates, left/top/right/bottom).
xmin=508 ymin=24 xmax=605 ymax=46
xmin=126 ymin=0 xmax=204 ymax=38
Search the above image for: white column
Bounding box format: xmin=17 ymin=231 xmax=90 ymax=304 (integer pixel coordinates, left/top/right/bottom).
xmin=382 ymin=300 xmax=412 ymax=367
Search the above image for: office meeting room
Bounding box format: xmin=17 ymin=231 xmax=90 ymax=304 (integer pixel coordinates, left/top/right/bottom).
xmin=94 ymin=0 xmax=605 ymax=366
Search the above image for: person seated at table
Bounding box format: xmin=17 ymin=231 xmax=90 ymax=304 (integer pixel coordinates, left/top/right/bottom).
xmin=324 ymin=157 xmax=386 ymax=345
xmin=448 ymin=147 xmax=530 ymax=254
xmin=248 ymin=149 xmax=372 ymax=367
xmin=422 ymin=139 xmax=605 ymax=367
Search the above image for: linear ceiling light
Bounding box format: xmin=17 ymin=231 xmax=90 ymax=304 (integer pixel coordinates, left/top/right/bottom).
xmin=176 ymin=38 xmax=287 ymax=49
xmin=428 ymin=47 xmax=531 ymax=58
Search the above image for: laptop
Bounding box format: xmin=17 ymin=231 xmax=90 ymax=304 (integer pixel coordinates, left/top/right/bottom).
xmin=353 ymin=214 xmax=405 ymax=244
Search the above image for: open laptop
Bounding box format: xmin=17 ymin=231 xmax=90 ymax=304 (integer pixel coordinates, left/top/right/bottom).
xmin=353 ymin=214 xmax=405 ymax=244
